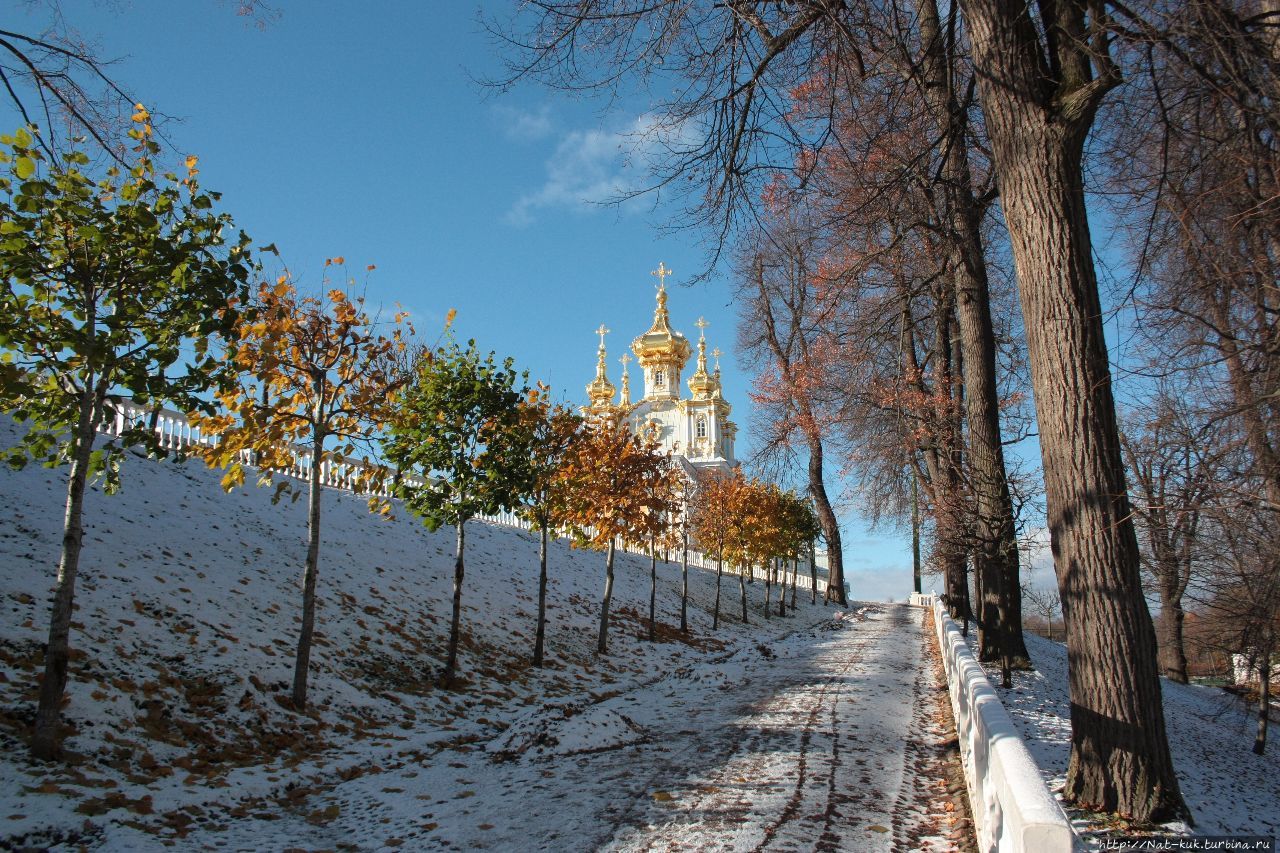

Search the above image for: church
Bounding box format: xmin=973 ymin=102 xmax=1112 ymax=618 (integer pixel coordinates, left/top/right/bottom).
xmin=583 ymin=264 xmax=739 ymax=480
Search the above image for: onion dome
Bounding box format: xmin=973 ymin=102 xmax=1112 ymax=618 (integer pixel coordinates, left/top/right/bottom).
xmin=585 ymin=324 xmax=616 ymax=408
xmin=686 ymin=317 xmax=718 ymax=400
xmin=631 ymin=264 xmax=692 ymax=370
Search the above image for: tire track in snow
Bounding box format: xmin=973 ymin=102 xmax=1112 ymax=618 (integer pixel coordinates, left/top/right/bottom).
xmin=603 ymin=603 xmax=952 ymax=852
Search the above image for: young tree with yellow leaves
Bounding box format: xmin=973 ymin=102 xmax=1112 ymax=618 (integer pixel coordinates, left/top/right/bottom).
xmin=636 ymin=458 xmax=682 ymax=642
xmin=194 ymin=269 xmax=410 ymax=711
xmin=689 ymin=470 xmax=741 ymax=630
xmin=556 ymin=420 xmax=673 ymax=654
xmin=0 ymin=115 xmax=255 ymax=760
xmin=515 ymin=392 xmax=583 ymax=667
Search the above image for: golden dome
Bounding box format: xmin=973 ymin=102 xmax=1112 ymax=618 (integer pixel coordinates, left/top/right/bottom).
xmin=586 ymin=324 xmax=616 ymax=409
xmin=686 ymin=317 xmax=718 ymax=400
xmin=631 ymin=280 xmax=692 ymax=368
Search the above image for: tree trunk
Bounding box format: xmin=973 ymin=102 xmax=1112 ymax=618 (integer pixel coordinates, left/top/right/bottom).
xmin=32 ymin=393 xmax=99 ymax=761
xmin=597 ymin=539 xmax=616 ymax=654
xmin=533 ymin=520 xmax=549 ymax=667
xmin=916 ymin=0 xmax=1028 ymax=671
xmin=441 ymin=519 xmax=466 ymax=685
xmin=777 ymin=559 xmax=786 ymax=616
xmin=739 ymin=557 xmax=749 ymax=625
xmin=1155 ymin=601 xmax=1189 ymax=685
xmin=790 ymin=556 xmax=798 ymax=612
xmin=292 ymin=433 xmax=325 ymax=710
xmin=911 ymin=471 xmax=922 ymax=595
xmin=764 ymin=558 xmax=773 ymax=619
xmin=648 ymin=537 xmax=657 ymax=641
xmin=810 ymin=441 xmax=847 ymax=606
xmin=713 ymin=542 xmax=723 ymax=630
xmin=680 ymin=527 xmax=689 ymax=634
xmin=1255 ymin=655 xmax=1271 ymax=756
xmin=957 ymin=0 xmax=1185 ymax=819
xmin=810 ymin=540 xmax=817 ymax=605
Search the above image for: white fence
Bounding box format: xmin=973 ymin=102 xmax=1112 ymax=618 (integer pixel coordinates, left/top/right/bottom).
xmin=932 ymin=600 xmax=1074 ymax=853
xmin=909 ymin=591 xmax=937 ymax=608
xmin=99 ymin=399 xmax=829 ymax=596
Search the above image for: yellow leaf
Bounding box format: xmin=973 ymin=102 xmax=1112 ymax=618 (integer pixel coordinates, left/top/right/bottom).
xmin=185 ymin=155 xmax=199 ymax=171
xmin=131 ymin=103 xmax=150 ymax=122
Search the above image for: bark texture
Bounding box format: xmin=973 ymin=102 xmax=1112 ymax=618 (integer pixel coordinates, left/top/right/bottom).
xmin=32 ymin=391 xmax=100 ymax=760
xmin=916 ymin=0 xmax=1028 ymax=668
xmin=956 ymin=0 xmax=1186 ymax=820
xmin=810 ymin=444 xmax=846 ymax=606
xmin=533 ymin=522 xmax=549 ymax=667
xmin=291 ymin=429 xmax=325 ymax=710
xmin=680 ymin=529 xmax=689 ymax=634
xmin=713 ymin=543 xmax=724 ymax=630
xmin=597 ymin=540 xmax=616 ymax=654
xmin=442 ymin=520 xmax=466 ymax=684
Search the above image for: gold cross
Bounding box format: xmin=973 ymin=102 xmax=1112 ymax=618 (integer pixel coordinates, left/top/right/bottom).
xmin=695 ymin=317 xmax=709 ymax=339
xmin=595 ymin=324 xmax=610 ymax=347
xmin=651 ymin=262 xmax=673 ymax=290
xmin=619 ymin=353 xmax=632 ymax=368
xmin=712 ymin=347 xmax=722 ymax=368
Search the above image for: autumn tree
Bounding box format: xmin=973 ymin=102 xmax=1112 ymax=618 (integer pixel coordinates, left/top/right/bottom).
xmin=689 ymin=469 xmax=741 ymax=630
xmin=384 ymin=338 xmax=533 ymax=686
xmin=495 ymin=0 xmax=1184 ymax=819
xmin=676 ymin=476 xmax=695 ymax=633
xmin=737 ymin=230 xmax=849 ymax=608
xmin=557 ymin=419 xmax=672 ymax=654
xmin=0 ymin=117 xmax=254 ymax=759
xmin=780 ymin=490 xmax=821 ymax=613
xmin=515 ymin=392 xmax=583 ymax=667
xmin=195 ymin=270 xmax=408 ymax=710
xmin=635 ymin=460 xmax=682 ymax=641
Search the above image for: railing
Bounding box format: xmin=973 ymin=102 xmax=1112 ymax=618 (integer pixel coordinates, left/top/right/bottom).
xmin=932 ymin=600 xmax=1074 ymax=853
xmin=98 ymin=399 xmax=829 ymax=596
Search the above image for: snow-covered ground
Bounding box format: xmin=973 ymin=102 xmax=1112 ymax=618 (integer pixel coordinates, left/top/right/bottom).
xmin=976 ymin=632 xmax=1280 ymax=843
xmin=0 ymin=420 xmax=965 ymax=850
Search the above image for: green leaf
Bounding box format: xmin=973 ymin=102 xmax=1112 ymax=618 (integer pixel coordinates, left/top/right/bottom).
xmin=14 ymin=157 xmax=34 ymax=179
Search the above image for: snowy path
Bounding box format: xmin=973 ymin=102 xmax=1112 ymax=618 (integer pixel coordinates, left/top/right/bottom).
xmin=177 ymin=604 xmax=959 ymax=852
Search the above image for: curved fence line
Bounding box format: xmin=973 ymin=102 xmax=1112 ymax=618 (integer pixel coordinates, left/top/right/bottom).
xmin=931 ymin=600 xmax=1075 ymax=852
xmin=99 ymin=399 xmax=830 ymax=595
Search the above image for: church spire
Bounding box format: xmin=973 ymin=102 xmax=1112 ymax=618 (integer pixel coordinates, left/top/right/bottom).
xmin=585 ymin=324 xmax=616 ymax=409
xmin=711 ymin=346 xmax=725 ymax=399
xmin=687 ymin=317 xmax=717 ymax=400
xmin=632 ymin=262 xmax=692 ymax=400
xmin=619 ymin=353 xmax=632 ymax=406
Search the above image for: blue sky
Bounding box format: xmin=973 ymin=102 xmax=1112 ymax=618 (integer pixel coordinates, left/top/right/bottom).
xmin=2 ymin=0 xmax=1023 ymax=602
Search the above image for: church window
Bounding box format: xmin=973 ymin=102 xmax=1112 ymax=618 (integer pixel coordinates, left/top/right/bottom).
xmin=696 ymin=417 xmax=707 ymax=438
xmin=655 ymin=370 xmax=665 ymax=388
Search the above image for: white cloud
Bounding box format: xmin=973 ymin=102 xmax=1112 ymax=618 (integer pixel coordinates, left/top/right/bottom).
xmin=506 ymin=113 xmax=686 ymax=227
xmin=493 ymin=104 xmax=554 ymax=142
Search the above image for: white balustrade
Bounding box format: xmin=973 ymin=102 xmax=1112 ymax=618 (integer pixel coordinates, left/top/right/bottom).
xmin=93 ymin=399 xmax=830 ymax=596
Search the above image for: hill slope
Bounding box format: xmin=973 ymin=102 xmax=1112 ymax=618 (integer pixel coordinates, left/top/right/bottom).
xmin=0 ymin=419 xmax=836 ymax=847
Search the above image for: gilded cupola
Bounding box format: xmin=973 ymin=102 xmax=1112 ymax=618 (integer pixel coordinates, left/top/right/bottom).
xmin=631 ymin=263 xmax=693 ymax=400
xmin=686 ymin=317 xmax=719 ymax=400
xmin=585 ymin=323 xmax=617 ymax=410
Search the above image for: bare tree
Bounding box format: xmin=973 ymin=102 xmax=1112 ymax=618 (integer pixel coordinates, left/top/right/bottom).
xmin=1120 ymin=386 xmax=1225 ymax=683
xmin=494 ymin=0 xmax=1184 ymax=820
